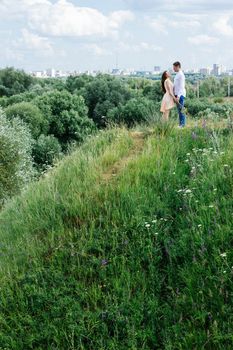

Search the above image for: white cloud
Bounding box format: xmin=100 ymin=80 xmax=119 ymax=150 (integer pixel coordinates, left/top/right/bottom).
xmin=149 ymin=16 xmax=168 ymax=34
xmin=14 ymin=29 xmax=54 ymax=56
xmin=119 ymin=41 xmax=163 ymax=52
xmin=2 ymin=0 xmax=134 ymax=38
xmin=188 ymin=34 xmax=219 ymax=45
xmin=83 ymin=44 xmax=112 ymax=56
xmin=213 ymin=15 xmax=233 ymax=36
xmin=170 ymin=19 xmax=200 ymax=28
xmin=149 ymin=14 xmax=200 ymax=34
xmin=22 ymin=29 xmax=53 ymax=52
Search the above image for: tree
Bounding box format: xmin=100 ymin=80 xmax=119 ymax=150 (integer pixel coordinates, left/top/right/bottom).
xmin=66 ymin=74 xmax=94 ymax=94
xmin=0 ymin=67 xmax=34 ymax=96
xmin=199 ymin=77 xmax=225 ymax=98
xmin=0 ymin=110 xmax=34 ymax=205
xmin=82 ymin=75 xmax=131 ymax=126
xmin=34 ymin=90 xmax=94 ymax=146
xmin=5 ymin=102 xmax=49 ymax=139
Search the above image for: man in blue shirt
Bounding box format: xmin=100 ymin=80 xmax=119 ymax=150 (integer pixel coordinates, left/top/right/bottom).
xmin=173 ymin=61 xmax=187 ymax=127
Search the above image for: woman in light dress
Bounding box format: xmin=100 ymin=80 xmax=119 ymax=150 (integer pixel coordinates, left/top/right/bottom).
xmin=160 ymin=71 xmax=176 ymax=121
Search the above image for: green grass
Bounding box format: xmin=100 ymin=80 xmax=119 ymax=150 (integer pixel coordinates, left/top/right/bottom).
xmin=0 ymin=122 xmax=233 ymax=349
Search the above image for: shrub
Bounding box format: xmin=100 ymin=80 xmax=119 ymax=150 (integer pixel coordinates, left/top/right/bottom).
xmin=49 ymin=109 xmax=96 ymax=146
xmin=143 ymin=81 xmax=163 ymax=102
xmin=0 ymin=110 xmax=34 ymax=205
xmin=5 ymin=102 xmax=49 ymax=138
xmin=33 ymin=134 xmax=62 ymax=169
xmin=185 ymin=99 xmax=210 ymax=116
xmin=107 ymin=98 xmax=157 ymax=127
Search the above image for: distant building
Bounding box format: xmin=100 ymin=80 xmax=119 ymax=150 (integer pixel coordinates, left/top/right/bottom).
xmin=112 ymin=68 xmax=121 ymax=75
xmin=199 ymin=67 xmax=211 ymax=75
xmin=212 ymin=64 xmax=222 ymax=76
xmin=32 ymin=71 xmax=43 ymax=78
xmin=154 ymin=66 xmax=161 ymax=74
xmin=46 ymin=68 xmax=56 ymax=78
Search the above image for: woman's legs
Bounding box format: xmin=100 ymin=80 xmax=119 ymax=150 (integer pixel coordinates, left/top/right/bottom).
xmin=162 ymin=109 xmax=170 ymax=121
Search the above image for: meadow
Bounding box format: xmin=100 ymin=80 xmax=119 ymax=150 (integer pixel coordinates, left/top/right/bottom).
xmin=0 ymin=118 xmax=233 ymax=349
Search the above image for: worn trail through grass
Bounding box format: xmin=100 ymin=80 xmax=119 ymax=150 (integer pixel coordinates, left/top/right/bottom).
xmin=102 ymin=131 xmax=145 ymax=181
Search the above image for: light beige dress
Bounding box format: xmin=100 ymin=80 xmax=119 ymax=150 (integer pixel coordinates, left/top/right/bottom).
xmin=160 ymin=78 xmax=175 ymax=113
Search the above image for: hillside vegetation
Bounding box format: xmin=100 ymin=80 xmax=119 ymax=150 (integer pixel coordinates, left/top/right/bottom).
xmin=0 ymin=123 xmax=233 ymax=349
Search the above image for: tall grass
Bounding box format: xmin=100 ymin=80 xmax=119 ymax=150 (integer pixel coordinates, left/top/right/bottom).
xmin=0 ymin=122 xmax=233 ymax=349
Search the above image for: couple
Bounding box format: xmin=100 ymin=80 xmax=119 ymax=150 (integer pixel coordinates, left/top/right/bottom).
xmin=160 ymin=61 xmax=186 ymax=127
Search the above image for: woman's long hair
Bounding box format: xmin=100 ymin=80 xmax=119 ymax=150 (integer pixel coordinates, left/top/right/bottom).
xmin=161 ymin=71 xmax=168 ymax=93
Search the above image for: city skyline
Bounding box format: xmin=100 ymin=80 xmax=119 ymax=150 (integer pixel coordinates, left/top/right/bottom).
xmin=30 ymin=63 xmax=233 ymax=79
xmin=1 ymin=0 xmax=233 ymax=71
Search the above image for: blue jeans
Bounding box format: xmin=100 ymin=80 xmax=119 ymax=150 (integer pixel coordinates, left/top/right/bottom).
xmin=177 ymin=95 xmax=186 ymax=127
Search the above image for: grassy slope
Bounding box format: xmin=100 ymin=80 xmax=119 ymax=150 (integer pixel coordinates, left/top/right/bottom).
xmin=0 ymin=124 xmax=233 ymax=349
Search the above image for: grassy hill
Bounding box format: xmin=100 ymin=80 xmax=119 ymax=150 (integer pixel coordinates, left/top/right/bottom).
xmin=0 ymin=123 xmax=233 ymax=349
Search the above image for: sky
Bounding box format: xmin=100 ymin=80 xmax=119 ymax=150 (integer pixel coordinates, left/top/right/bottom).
xmin=1 ymin=0 xmax=233 ymax=71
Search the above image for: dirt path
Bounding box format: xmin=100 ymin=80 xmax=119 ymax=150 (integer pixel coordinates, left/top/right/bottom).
xmin=102 ymin=131 xmax=145 ymax=181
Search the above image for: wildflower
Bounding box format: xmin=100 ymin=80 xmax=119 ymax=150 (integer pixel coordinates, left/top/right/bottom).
xmin=220 ymin=252 xmax=227 ymax=258
xmin=185 ymin=189 xmax=192 ymax=194
xmin=152 ymin=220 xmax=157 ymax=224
xmin=145 ymin=224 xmax=151 ymax=228
xmin=173 ymin=172 xmax=176 ymax=175
xmin=213 ymin=188 xmax=217 ymax=192
xmin=101 ymin=259 xmax=108 ymax=266
xmin=223 ymin=270 xmax=227 ymax=274
xmin=155 ymin=232 xmax=159 ymax=235
xmin=186 ymin=153 xmax=191 ymax=156
xmin=198 ymin=224 xmax=202 ymax=228
xmin=192 ymin=132 xmax=197 ymax=140
xmin=202 ymin=119 xmax=207 ymax=128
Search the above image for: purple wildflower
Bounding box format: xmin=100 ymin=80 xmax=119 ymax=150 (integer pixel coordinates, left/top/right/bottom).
xmin=101 ymin=259 xmax=108 ymax=266
xmin=192 ymin=131 xmax=198 ymax=140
